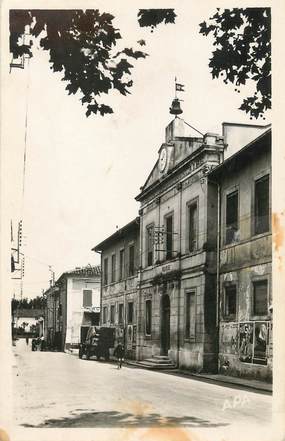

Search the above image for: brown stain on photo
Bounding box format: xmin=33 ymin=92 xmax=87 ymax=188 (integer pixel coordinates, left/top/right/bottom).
xmin=118 ymin=399 xmax=153 ymax=418
xmin=272 ymin=212 xmax=284 ymax=270
xmin=0 ymin=429 xmax=10 ymax=441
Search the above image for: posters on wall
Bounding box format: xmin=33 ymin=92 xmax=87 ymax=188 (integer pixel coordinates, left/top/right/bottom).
xmin=253 ymin=322 xmax=269 ymax=365
xmin=220 ymin=323 xmax=238 ymax=355
xmin=238 ymin=321 xmax=269 ymax=364
xmin=238 ymin=322 xmax=254 ymax=363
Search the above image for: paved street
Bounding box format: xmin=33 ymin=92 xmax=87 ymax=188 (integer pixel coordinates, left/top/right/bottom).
xmin=12 ymin=339 xmax=272 ymax=440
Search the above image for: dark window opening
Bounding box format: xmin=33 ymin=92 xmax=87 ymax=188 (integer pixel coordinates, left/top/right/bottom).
xmin=129 ymin=245 xmax=135 ymax=276
xmin=128 ymin=302 xmax=134 ymax=324
xmin=185 ymin=291 xmax=196 ymax=340
xmin=118 ymin=303 xmax=124 ymax=324
xmin=110 ymin=305 xmax=115 ymax=324
xmin=226 ymin=190 xmax=239 ymax=244
xmin=166 ymin=215 xmax=173 ymax=259
xmin=146 ymin=225 xmax=154 ymax=266
xmin=255 ymin=175 xmax=270 ymax=235
xmin=224 ymin=285 xmax=236 ymax=318
xmin=119 ymin=249 xmax=125 ymax=280
xmin=189 ymin=201 xmax=198 ymax=252
xmin=145 ymin=300 xmax=152 ymax=335
xmin=103 ymin=258 xmax=108 ymax=285
xmin=111 ymin=254 xmax=116 ymax=283
xmin=253 ymin=280 xmax=268 ymax=316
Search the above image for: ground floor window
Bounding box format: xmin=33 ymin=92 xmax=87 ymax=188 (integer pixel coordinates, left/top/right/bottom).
xmin=118 ymin=303 xmax=124 ymax=324
xmin=128 ymin=302 xmax=134 ymax=324
xmin=185 ymin=291 xmax=196 ymax=340
xmin=110 ymin=305 xmax=115 ymax=324
xmin=145 ymin=300 xmax=152 ymax=335
xmin=224 ymin=284 xmax=237 ymax=319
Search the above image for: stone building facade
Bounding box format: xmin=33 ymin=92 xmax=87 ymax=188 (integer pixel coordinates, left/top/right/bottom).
xmin=135 ymin=118 xmax=225 ymax=372
xmin=93 ymin=218 xmax=140 ymax=359
xmin=209 ymin=128 xmax=272 ymax=381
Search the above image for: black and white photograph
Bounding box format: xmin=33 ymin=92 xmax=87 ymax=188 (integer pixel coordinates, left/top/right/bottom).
xmin=1 ymin=2 xmax=284 ymax=441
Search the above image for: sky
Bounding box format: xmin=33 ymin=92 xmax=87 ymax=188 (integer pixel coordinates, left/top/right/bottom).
xmin=4 ymin=3 xmax=271 ymax=299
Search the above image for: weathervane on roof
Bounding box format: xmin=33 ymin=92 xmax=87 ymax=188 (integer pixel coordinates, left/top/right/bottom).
xmin=169 ymin=77 xmax=185 ymax=116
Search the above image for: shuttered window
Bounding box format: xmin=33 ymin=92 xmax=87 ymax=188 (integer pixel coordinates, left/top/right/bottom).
xmin=83 ymin=290 xmax=92 ymax=307
xmin=185 ymin=291 xmax=196 ymax=340
xmin=226 ymin=190 xmax=239 ymax=244
xmin=253 ymin=280 xmax=268 ymax=316
xmin=189 ymin=201 xmax=198 ymax=252
xmin=145 ymin=300 xmax=152 ymax=335
xmin=166 ymin=215 xmax=173 ymax=259
xmin=255 ymin=175 xmax=270 ymax=235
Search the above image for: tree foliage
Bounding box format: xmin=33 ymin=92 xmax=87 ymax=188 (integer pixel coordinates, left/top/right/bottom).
xmin=10 ymin=9 xmax=176 ymax=117
xmin=10 ymin=9 xmax=149 ymax=117
xmin=138 ymin=9 xmax=176 ymax=31
xmin=199 ymin=8 xmax=271 ymax=119
xmin=12 ymin=295 xmax=46 ymax=311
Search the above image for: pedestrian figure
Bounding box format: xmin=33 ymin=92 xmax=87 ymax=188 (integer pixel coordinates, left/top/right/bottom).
xmin=25 ymin=336 xmax=29 ymax=346
xmin=114 ymin=342 xmax=124 ymax=369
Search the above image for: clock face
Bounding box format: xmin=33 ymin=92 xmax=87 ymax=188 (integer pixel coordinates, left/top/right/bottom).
xmin=159 ymin=148 xmax=167 ymax=172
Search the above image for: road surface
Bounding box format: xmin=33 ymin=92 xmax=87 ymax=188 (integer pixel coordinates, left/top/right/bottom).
xmin=11 ymin=338 xmax=272 ymax=441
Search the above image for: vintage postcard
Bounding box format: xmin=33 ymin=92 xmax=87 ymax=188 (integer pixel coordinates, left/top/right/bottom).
xmin=1 ymin=1 xmax=284 ymax=441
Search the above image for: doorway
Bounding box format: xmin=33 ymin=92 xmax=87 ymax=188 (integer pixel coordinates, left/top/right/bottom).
xmin=161 ymin=294 xmax=170 ymax=355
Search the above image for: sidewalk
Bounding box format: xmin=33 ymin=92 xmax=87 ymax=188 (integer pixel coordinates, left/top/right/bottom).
xmin=160 ymin=369 xmax=272 ymax=393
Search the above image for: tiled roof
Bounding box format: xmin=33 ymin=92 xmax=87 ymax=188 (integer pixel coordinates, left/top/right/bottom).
xmin=57 ymin=265 xmax=101 ymax=282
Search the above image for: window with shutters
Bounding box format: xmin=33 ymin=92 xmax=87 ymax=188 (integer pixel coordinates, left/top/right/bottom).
xmin=188 ymin=200 xmax=198 ymax=252
xmin=253 ymin=280 xmax=268 ymax=316
xmin=119 ymin=249 xmax=125 ymax=280
xmin=165 ymin=214 xmax=173 ymax=259
xmin=111 ymin=254 xmax=116 ymax=283
xmin=110 ymin=304 xmax=115 ymax=324
xmin=83 ymin=290 xmax=92 ymax=307
xmin=103 ymin=257 xmax=108 ymax=285
xmin=254 ymin=175 xmax=270 ymax=235
xmin=118 ymin=303 xmax=124 ymax=324
xmin=146 ymin=224 xmax=154 ymax=266
xmin=129 ymin=245 xmax=135 ymax=276
xmin=225 ymin=190 xmax=239 ymax=244
xmin=224 ymin=285 xmax=237 ymax=319
xmin=145 ymin=300 xmax=152 ymax=335
xmin=128 ymin=302 xmax=134 ymax=324
xmin=185 ymin=291 xmax=196 ymax=340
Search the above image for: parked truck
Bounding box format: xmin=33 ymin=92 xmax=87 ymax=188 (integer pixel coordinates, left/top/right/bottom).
xmin=79 ymin=326 xmax=115 ymax=361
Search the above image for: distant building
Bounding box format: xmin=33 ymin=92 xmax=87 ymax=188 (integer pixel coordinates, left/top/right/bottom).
xmin=93 ymin=218 xmax=140 ymax=359
xmin=209 ymin=128 xmax=272 ymax=381
xmin=44 ymin=265 xmax=101 ymax=351
xmin=14 ymin=309 xmax=44 ymax=335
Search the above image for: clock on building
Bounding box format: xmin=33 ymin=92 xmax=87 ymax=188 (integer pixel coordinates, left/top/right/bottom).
xmin=159 ymin=147 xmax=167 ymax=172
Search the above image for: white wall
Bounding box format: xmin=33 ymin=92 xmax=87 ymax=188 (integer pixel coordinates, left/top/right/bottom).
xmin=65 ymin=277 xmax=100 ymax=347
xmin=223 ymin=123 xmax=270 ymax=159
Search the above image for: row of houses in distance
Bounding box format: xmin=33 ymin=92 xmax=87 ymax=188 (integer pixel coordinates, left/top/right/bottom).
xmin=93 ymin=116 xmax=272 ymax=382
